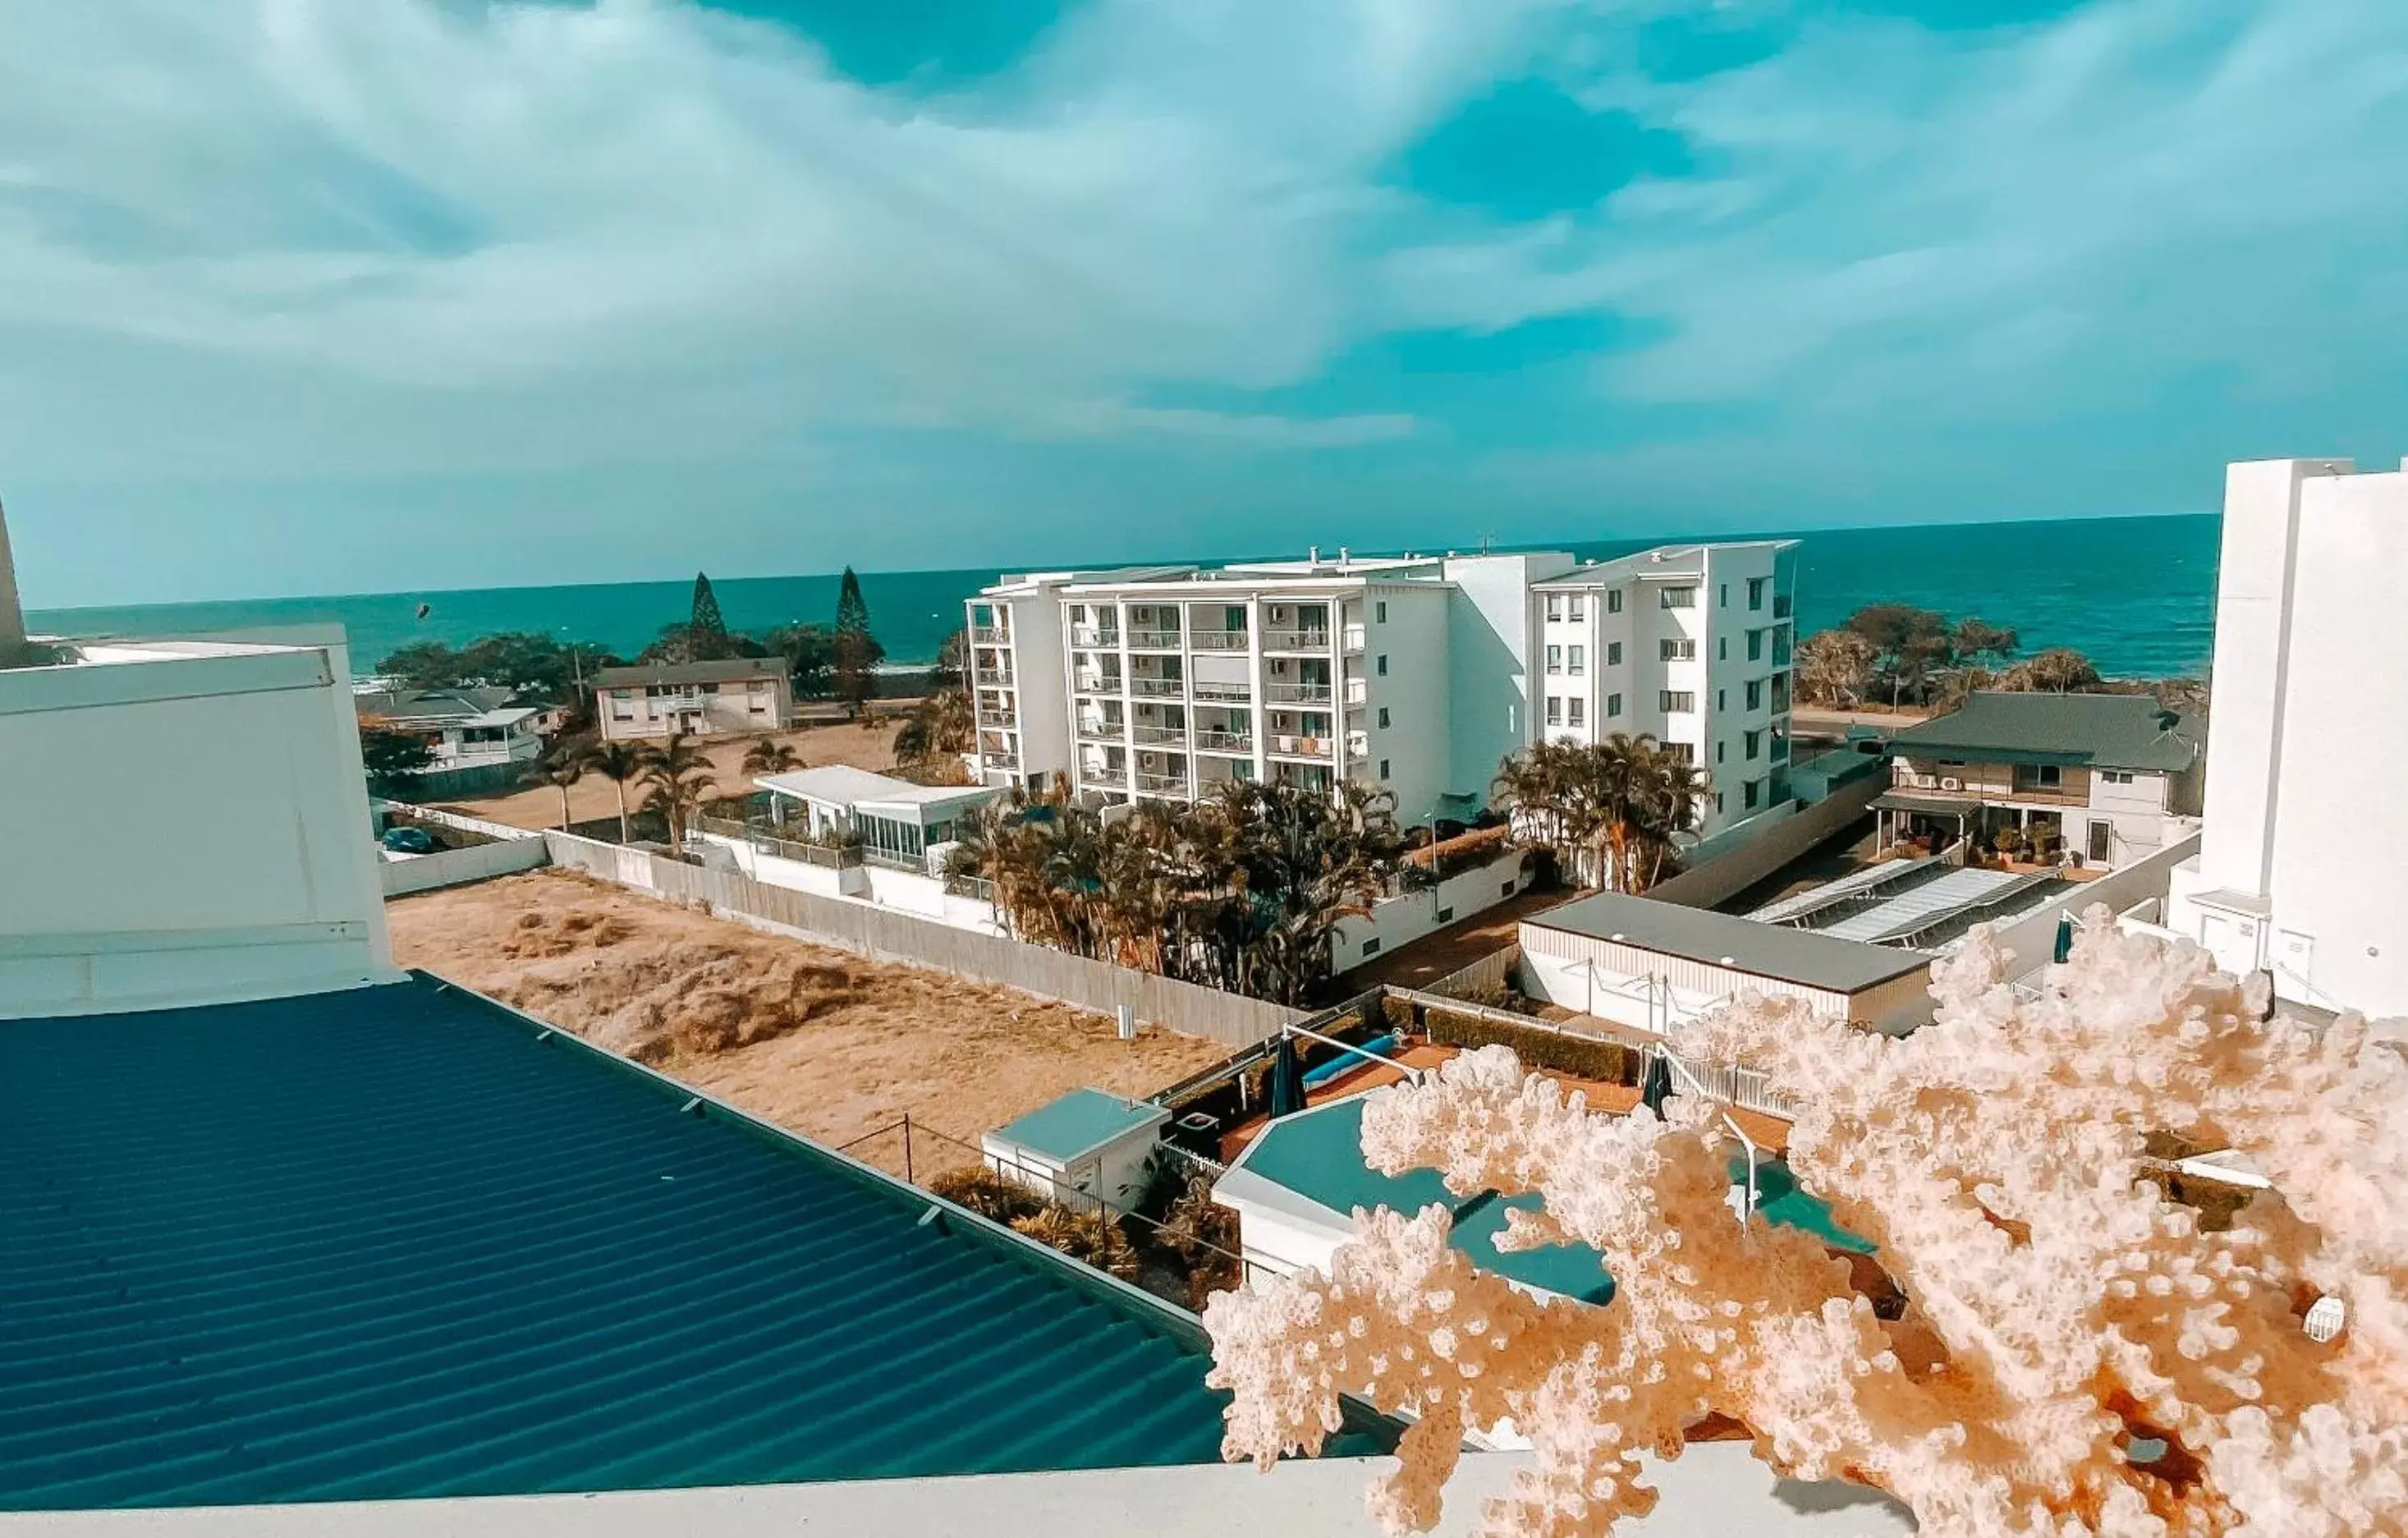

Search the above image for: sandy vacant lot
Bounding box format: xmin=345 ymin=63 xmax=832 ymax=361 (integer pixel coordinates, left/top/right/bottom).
xmin=388 ymin=870 xmax=1230 ymax=1177
xmin=437 ymin=717 xmax=910 ymax=833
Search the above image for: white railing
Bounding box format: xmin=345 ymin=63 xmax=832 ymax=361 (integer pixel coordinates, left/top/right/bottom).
xmin=1262 ymin=630 xmax=1331 ymax=652
xmin=1073 ymin=675 xmax=1123 ymax=695
xmin=1267 ymin=734 xmax=1331 ymax=758
xmin=1131 ymin=724 xmax=1186 ymax=745
xmin=1134 ymin=772 xmax=1190 ymax=794
xmin=1076 ymin=719 xmax=1126 ymax=741
xmin=1190 ymin=631 xmax=1249 ymax=650
xmin=1127 ymin=629 xmax=1181 ymax=650
xmin=1192 ymin=681 xmax=1253 ymax=703
xmin=1070 ymin=627 xmax=1121 ymax=648
xmin=972 ymin=626 xmax=1009 ymax=644
xmin=1195 ymin=729 xmax=1253 ymax=752
xmin=1264 ymin=682 xmax=1332 ymax=705
xmin=1128 ymin=677 xmax=1184 ymax=698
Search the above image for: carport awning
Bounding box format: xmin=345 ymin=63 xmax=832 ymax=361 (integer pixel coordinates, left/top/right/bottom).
xmin=1869 ymin=791 xmax=1980 ymax=817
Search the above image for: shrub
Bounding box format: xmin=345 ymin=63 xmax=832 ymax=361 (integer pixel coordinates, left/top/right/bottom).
xmin=1381 ymin=994 xmax=1415 ymax=1035
xmin=928 ymin=1165 xmax=1045 ymax=1225
xmin=1011 ymin=1205 xmax=1142 ymax=1280
xmin=1424 ymin=1008 xmax=1638 ymax=1086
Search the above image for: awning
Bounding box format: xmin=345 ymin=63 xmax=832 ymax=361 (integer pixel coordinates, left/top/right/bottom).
xmin=1869 ymin=791 xmax=1979 ymax=817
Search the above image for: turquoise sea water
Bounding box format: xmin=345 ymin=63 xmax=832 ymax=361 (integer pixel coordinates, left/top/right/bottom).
xmin=30 ymin=513 xmax=2220 ymax=679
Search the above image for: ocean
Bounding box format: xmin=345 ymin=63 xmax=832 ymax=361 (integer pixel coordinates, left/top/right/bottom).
xmin=29 ymin=513 xmax=2221 ymax=680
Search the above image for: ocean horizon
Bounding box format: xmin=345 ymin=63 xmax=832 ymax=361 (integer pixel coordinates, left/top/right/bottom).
xmin=28 ymin=512 xmax=2221 ymax=681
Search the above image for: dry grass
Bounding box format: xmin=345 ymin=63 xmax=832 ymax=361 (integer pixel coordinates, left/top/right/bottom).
xmin=387 ymin=870 xmax=1232 ymax=1173
xmin=432 ymin=718 xmax=910 ymax=833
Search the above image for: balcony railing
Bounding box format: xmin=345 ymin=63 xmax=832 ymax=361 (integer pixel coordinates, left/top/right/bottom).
xmin=1190 ymin=631 xmax=1249 ymax=651
xmin=972 ymin=626 xmax=1009 ymax=645
xmin=1342 ymin=679 xmax=1369 ymax=706
xmin=1264 ymin=682 xmax=1333 ymax=705
xmin=1128 ymin=677 xmax=1185 ymax=698
xmin=690 ymin=815 xmax=861 ymax=869
xmin=979 ymin=749 xmax=1021 ymax=769
xmin=944 ymin=871 xmax=996 ymax=902
xmin=1073 ymin=675 xmax=1124 ymax=696
xmin=1267 ymin=734 xmax=1332 ymax=758
xmin=1262 ymin=630 xmax=1331 ymax=652
xmin=1341 ymin=627 xmax=1365 ymax=654
xmin=1070 ymin=626 xmax=1121 ymax=648
xmin=1131 ymin=724 xmax=1186 ymax=745
xmin=1192 ymin=680 xmax=1253 ymax=703
xmin=971 ymin=659 xmax=1015 ymax=683
xmin=1077 ymin=718 xmax=1126 ymax=741
xmin=862 ymin=846 xmax=929 ymax=874
xmin=1194 ymin=729 xmax=1253 ymax=753
xmin=1134 ymin=772 xmax=1190 ymax=794
xmin=1126 ymin=629 xmax=1181 ymax=650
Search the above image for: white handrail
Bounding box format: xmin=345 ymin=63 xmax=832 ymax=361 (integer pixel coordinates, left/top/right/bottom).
xmin=1285 ymin=1022 xmax=1425 ymax=1086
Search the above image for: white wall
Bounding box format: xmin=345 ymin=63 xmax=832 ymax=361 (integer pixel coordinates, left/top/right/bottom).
xmin=379 ymin=837 xmax=549 ymax=897
xmin=1332 ymin=854 xmax=1534 ymax=970
xmin=1355 ymin=581 xmax=1452 ymax=821
xmin=1442 ymin=553 xmax=1573 ymax=808
xmin=0 ymin=636 xmax=399 ymax=1016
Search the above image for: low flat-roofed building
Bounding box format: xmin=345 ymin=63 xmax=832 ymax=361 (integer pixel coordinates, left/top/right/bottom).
xmin=983 ymin=1088 xmax=1170 ymax=1210
xmin=1519 ymin=890 xmax=1934 ymax=1036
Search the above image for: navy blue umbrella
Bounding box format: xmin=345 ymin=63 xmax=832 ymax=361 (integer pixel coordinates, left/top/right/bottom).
xmin=2053 ymin=913 xmax=2075 ymax=965
xmin=1268 ymin=1035 xmax=1308 ymax=1119
xmin=1640 ymin=1054 xmax=1675 ymax=1117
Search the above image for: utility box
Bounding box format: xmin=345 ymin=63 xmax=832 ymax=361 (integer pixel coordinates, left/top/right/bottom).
xmin=981 ymin=1089 xmax=1170 ymax=1210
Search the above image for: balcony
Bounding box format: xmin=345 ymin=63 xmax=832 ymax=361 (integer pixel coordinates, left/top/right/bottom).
xmin=979 ymin=749 xmax=1021 ymax=770
xmin=1192 ymin=679 xmax=1253 ymax=704
xmin=690 ymin=815 xmax=861 ymax=870
xmin=1773 ymin=595 xmax=1794 ymax=620
xmin=1342 ymin=679 xmax=1369 ymax=706
xmin=1341 ymin=627 xmax=1365 ymax=654
xmin=1128 ymin=677 xmax=1185 ymax=699
xmin=1262 ymin=630 xmax=1331 ymax=653
xmin=1194 ymin=729 xmax=1253 ymax=754
xmin=972 ymin=625 xmax=1009 ymax=645
xmin=1134 ymin=771 xmax=1190 ymax=795
xmin=1131 ymin=723 xmax=1186 ymax=745
xmin=971 ymin=658 xmax=1015 ymax=685
xmin=1126 ymin=629 xmax=1182 ymax=650
xmin=1072 ymin=674 xmax=1124 ymax=696
xmin=1266 ymin=733 xmax=1332 ymax=759
xmin=1070 ymin=626 xmax=1121 ymax=648
xmin=1076 ymin=718 xmax=1125 ymax=743
xmin=1264 ymin=681 xmax=1332 ymax=705
xmin=1190 ymin=630 xmax=1249 ymax=651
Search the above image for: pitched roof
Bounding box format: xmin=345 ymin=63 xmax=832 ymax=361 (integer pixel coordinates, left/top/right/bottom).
xmin=0 ymin=976 xmax=1389 ymax=1511
xmin=990 ymin=1090 xmax=1169 ymax=1164
xmin=1527 ymin=891 xmax=1933 ymax=994
xmin=593 ymin=658 xmax=787 ymax=687
xmin=1886 ymin=691 xmax=2202 ymax=773
xmin=351 ymin=686 xmax=515 ymax=723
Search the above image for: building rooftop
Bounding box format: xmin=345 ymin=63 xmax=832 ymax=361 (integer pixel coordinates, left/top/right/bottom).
xmin=1530 ymin=891 xmax=1933 ymax=994
xmin=593 ymin=657 xmax=789 ymax=688
xmin=353 ymin=688 xmax=534 ymax=728
xmin=989 ymin=1090 xmax=1170 ymax=1164
xmin=1885 ymin=691 xmax=2203 ymax=774
xmin=757 ymin=765 xmax=998 ymax=815
xmin=1531 ymin=539 xmax=1799 ymax=590
xmin=0 ymin=975 xmax=1386 ymax=1512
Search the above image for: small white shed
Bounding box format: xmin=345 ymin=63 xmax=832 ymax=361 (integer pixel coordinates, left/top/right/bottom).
xmin=982 ymin=1089 xmax=1170 ymax=1210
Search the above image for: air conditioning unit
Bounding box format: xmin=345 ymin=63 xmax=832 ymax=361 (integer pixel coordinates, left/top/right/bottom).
xmin=1939 ymin=777 xmax=1962 ymax=792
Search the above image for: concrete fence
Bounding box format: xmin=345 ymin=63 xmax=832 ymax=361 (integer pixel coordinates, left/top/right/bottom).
xmin=542 ymin=830 xmax=1301 ymax=1047
xmin=1648 ymin=773 xmax=1886 ymax=911
xmin=1984 ymin=832 xmax=2203 ymax=981
xmin=379 ymin=838 xmax=551 ymax=897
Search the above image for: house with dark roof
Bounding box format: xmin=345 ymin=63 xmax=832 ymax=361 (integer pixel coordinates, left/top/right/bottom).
xmin=1877 ymin=691 xmax=2204 ymax=869
xmin=353 ymin=684 xmax=546 ymax=772
xmin=594 ymin=657 xmax=793 ymax=741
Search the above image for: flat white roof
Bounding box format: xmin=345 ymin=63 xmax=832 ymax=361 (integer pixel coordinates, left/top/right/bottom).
xmin=756 ymin=765 xmax=998 ymax=816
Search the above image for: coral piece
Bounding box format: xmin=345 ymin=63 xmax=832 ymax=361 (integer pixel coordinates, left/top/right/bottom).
xmin=1204 ymin=910 xmax=2408 ymax=1536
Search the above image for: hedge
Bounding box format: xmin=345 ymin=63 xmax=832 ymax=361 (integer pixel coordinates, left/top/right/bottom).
xmin=1423 ymin=1007 xmax=1639 ymax=1086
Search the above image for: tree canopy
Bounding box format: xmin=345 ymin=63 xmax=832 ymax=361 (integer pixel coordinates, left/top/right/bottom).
xmin=374 ymin=631 xmax=615 ymax=700
xmin=357 ymin=726 xmax=436 ymax=790
xmin=1206 ymin=921 xmax=2408 ymax=1536
xmin=830 ymin=566 xmax=887 ymax=712
xmin=1491 ymin=735 xmax=1708 ymax=893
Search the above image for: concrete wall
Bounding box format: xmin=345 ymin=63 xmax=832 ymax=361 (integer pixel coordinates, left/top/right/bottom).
xmin=0 ymin=636 xmax=397 ymax=1017
xmin=1356 ymin=581 xmax=1452 ymax=822
xmin=1517 ymin=920 xmax=1932 ymax=1036
xmin=380 ymin=838 xmax=551 ymax=898
xmin=1332 ymin=852 xmax=1534 ymax=970
xmin=1647 ymin=769 xmax=1885 ymax=910
xmin=1442 ymin=553 xmax=1572 ymax=808
xmin=546 ymin=831 xmax=1300 ymax=1045
xmin=1991 ymin=832 xmax=2202 ymax=984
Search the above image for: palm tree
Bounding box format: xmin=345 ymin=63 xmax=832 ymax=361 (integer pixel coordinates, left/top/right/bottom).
xmin=585 ymin=740 xmax=648 ymax=844
xmin=741 ymin=737 xmax=804 ymax=776
xmin=640 ymin=732 xmax=718 ymax=860
xmin=526 ymin=737 xmax=595 ymax=832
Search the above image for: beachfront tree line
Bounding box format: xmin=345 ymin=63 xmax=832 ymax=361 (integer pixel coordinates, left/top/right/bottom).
xmin=371 ymin=566 xmax=898 ymax=722
xmin=1488 ymin=734 xmax=1710 ymax=895
xmin=946 ymin=778 xmax=1424 ymax=1008
xmin=1793 ymin=604 xmax=2206 ymax=714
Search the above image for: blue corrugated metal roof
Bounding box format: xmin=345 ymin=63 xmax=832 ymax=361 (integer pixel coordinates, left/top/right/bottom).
xmin=0 ymin=975 xmax=1388 ymax=1511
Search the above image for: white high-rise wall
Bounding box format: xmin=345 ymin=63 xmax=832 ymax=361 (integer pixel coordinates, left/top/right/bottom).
xmin=966 ymin=542 xmax=1794 ymax=835
xmin=2168 ymin=455 xmax=2408 ymax=1016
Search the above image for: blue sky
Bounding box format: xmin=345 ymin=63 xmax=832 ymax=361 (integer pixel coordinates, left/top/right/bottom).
xmin=6 ymin=0 xmax=2406 ymax=605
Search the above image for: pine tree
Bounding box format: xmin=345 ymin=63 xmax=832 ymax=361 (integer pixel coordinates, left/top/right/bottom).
xmin=830 ymin=567 xmax=886 ymax=717
xmin=689 ymin=572 xmax=729 ymax=659
xmin=833 ymin=567 xmax=874 ymax=641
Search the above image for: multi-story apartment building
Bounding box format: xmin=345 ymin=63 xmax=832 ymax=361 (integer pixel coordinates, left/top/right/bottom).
xmin=966 ymin=540 xmax=1796 ymax=838
xmin=594 ymin=658 xmax=794 ymax=741
xmin=1530 ymin=543 xmax=1796 ymax=829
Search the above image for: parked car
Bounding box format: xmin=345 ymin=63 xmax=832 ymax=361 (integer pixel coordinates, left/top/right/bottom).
xmin=380 ymin=825 xmax=438 ymax=855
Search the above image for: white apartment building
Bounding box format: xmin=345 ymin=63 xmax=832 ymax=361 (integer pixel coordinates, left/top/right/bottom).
xmin=965 ymin=541 xmax=1796 ymax=838
xmin=2168 ymin=454 xmax=2408 ymax=1017
xmin=1531 ymin=543 xmax=1797 ymax=828
xmin=594 ymin=658 xmax=795 ymax=741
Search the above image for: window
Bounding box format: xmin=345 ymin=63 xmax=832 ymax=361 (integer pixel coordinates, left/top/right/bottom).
xmin=1719 ymin=583 xmax=1729 ymax=608
xmin=1607 ymin=590 xmax=1623 ymax=614
xmin=1659 ymin=638 xmax=1696 ymax=661
xmin=1748 ymin=576 xmax=1767 ymax=611
xmin=1662 ymin=585 xmax=1696 ymax=609
xmin=1663 ymin=741 xmax=1695 ymax=764
xmin=1568 ymin=595 xmax=1585 ymax=621
xmin=1716 ymin=741 xmax=1726 ymax=764
xmin=1661 ymin=690 xmax=1695 ymax=713
xmin=1546 ymin=696 xmax=1563 ymax=726
xmin=1378 ymin=707 xmax=1391 ymax=728
xmin=1747 ymin=629 xmax=1764 ymax=663
xmin=2101 ymin=769 xmax=2135 ymax=784
xmin=1744 ymin=779 xmax=1761 ymax=810
xmin=1546 ymin=645 xmax=1563 ymax=674
xmin=1606 ymin=692 xmax=1623 ymax=718
xmin=2089 ymin=820 xmax=2113 ymax=863
xmin=1545 ymin=595 xmax=1563 ymax=621
xmin=1437 ymin=907 xmax=1455 ymax=924
xmin=1606 ymin=640 xmax=1623 ymax=666
xmin=1375 ymin=600 xmax=1387 ymax=624
xmin=1718 ymin=637 xmax=1727 ymax=661
xmin=2016 ymin=763 xmax=2065 ymax=789
xmin=1745 ymin=729 xmax=1762 ymax=760
xmin=1718 ymin=689 xmax=1727 ymax=711
xmin=1360 ymin=937 xmax=1382 ymax=957
xmin=1379 ymin=758 xmax=1392 ymax=778
xmin=1568 ymin=698 xmax=1585 ymax=726
xmin=1568 ymin=645 xmax=1585 ymax=675
xmin=1714 ymin=792 xmax=1725 ymax=815
xmin=1376 ymin=654 xmax=1388 ymax=676
xmin=1745 ymin=679 xmax=1763 ymax=710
